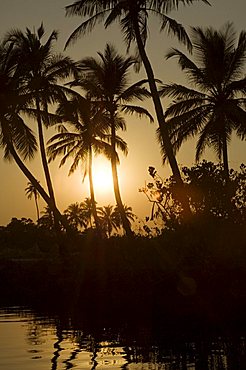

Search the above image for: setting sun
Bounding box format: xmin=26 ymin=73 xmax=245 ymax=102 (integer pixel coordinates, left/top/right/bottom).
xmin=92 ymin=158 xmax=113 ymax=194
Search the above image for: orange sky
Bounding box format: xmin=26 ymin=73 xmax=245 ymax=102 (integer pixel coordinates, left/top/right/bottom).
xmin=0 ymin=0 xmax=245 ymax=225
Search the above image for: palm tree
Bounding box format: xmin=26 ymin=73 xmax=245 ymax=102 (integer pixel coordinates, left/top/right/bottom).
xmin=81 ymin=197 xmax=95 ymax=228
xmin=159 ymin=23 xmax=246 ymax=182
xmin=74 ymin=44 xmax=153 ymax=236
xmin=25 ymin=181 xmax=40 ymax=221
xmin=114 ymin=204 xmax=135 ymax=227
xmin=98 ymin=205 xmax=120 ymax=237
xmin=64 ymin=0 xmax=209 ymax=216
xmin=4 ymin=24 xmax=76 ymax=230
xmin=47 ymin=93 xmax=124 ymax=232
xmin=38 ymin=205 xmax=54 ymax=231
xmin=64 ymin=202 xmax=87 ymax=230
xmin=0 ymin=38 xmax=71 ymax=237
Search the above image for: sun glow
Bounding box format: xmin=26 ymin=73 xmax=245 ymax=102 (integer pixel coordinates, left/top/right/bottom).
xmin=92 ymin=158 xmax=114 ymax=195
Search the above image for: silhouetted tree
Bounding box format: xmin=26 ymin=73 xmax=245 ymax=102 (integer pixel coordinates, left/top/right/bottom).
xmin=25 ymin=181 xmax=40 ymax=221
xmin=98 ymin=205 xmax=120 ymax=237
xmin=4 ymin=24 xmax=76 ymax=231
xmin=5 ymin=217 xmax=37 ymax=250
xmin=0 ymin=40 xmax=69 ymax=235
xmin=182 ymin=161 xmax=246 ymax=223
xmin=64 ymin=202 xmax=87 ymax=231
xmin=74 ymin=44 xmax=153 ymax=236
xmin=48 ymin=93 xmax=126 ymax=233
xmin=80 ymin=197 xmax=95 ymax=228
xmin=141 ymin=161 xmax=246 ymax=229
xmin=114 ymin=204 xmax=135 ymax=231
xmin=65 ymin=0 xmax=209 ymax=216
xmin=38 ymin=205 xmax=54 ymax=231
xmin=159 ymin=23 xmax=246 ymax=181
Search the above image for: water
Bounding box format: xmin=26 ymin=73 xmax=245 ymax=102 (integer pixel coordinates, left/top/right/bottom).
xmin=0 ymin=307 xmax=245 ymax=369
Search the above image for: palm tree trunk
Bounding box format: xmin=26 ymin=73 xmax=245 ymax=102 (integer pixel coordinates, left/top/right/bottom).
xmin=35 ymin=96 xmax=60 ymax=232
xmin=110 ymin=118 xmax=133 ymax=237
xmin=222 ymin=134 xmax=230 ymax=183
xmin=133 ymin=17 xmax=191 ymax=218
xmin=222 ymin=133 xmax=232 ymax=217
xmin=34 ymin=194 xmax=40 ymax=221
xmin=7 ymin=141 xmax=70 ymax=233
xmin=88 ymin=147 xmax=101 ymax=234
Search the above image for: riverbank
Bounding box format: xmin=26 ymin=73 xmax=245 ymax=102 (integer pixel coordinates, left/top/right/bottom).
xmin=0 ymin=224 xmax=245 ymax=335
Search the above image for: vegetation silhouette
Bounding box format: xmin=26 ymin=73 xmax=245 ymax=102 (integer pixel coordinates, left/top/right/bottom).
xmin=0 ymin=32 xmax=74 ymax=242
xmin=141 ymin=161 xmax=246 ymax=231
xmin=0 ymin=163 xmax=245 ymax=328
xmin=98 ymin=204 xmax=135 ymax=237
xmin=159 ymin=23 xmax=246 ymax=182
xmin=48 ymin=92 xmax=116 ymax=234
xmin=64 ymin=202 xmax=87 ymax=231
xmin=4 ymin=24 xmax=76 ymax=233
xmin=97 ymin=204 xmax=120 ymax=237
xmin=73 ymin=43 xmax=153 ymax=236
xmin=64 ymin=0 xmax=210 ymax=217
xmin=25 ymin=181 xmax=40 ymax=221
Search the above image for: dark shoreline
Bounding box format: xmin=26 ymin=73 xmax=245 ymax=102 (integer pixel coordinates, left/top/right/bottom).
xmin=1 ymin=248 xmax=245 ymax=338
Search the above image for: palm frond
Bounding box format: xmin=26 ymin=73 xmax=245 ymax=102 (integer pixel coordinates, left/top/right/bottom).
xmin=121 ymin=104 xmax=154 ymax=122
xmin=10 ymin=114 xmax=37 ymax=160
xmin=65 ymin=10 xmax=108 ymax=49
xmin=159 ymin=14 xmax=192 ymax=52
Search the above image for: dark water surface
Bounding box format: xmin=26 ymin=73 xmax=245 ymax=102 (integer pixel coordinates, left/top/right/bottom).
xmin=0 ymin=306 xmax=245 ymax=369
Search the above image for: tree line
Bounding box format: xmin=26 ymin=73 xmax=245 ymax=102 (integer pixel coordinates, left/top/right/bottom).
xmin=0 ymin=0 xmax=245 ymax=243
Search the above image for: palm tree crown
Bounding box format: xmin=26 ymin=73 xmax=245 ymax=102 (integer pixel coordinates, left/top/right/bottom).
xmin=0 ymin=40 xmax=72 ymax=238
xmin=64 ymin=0 xmax=210 ymax=217
xmin=47 ymin=92 xmax=127 ymax=232
xmin=25 ymin=181 xmax=40 ymax=221
xmin=64 ymin=202 xmax=87 ymax=230
xmin=159 ymin=23 xmax=246 ymax=180
xmin=65 ymin=1 xmax=209 ymax=51
xmin=76 ymin=44 xmax=152 ymax=120
xmin=74 ymin=43 xmax=152 ymax=236
xmin=4 ymin=24 xmax=76 ymax=231
xmin=98 ymin=204 xmax=120 ymax=237
xmin=0 ymin=43 xmax=37 ymax=161
xmin=4 ymin=24 xmax=75 ymax=105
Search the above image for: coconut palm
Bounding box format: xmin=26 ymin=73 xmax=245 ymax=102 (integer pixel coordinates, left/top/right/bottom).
xmin=38 ymin=205 xmax=54 ymax=230
xmin=64 ymin=202 xmax=87 ymax=230
xmin=159 ymin=23 xmax=246 ymax=181
xmin=47 ymin=93 xmax=126 ymax=232
xmin=4 ymin=24 xmax=76 ymax=230
xmin=114 ymin=204 xmax=135 ymax=226
xmin=98 ymin=205 xmax=120 ymax=237
xmin=64 ymin=0 xmax=209 ymax=216
xmin=74 ymin=44 xmax=153 ymax=236
xmin=80 ymin=197 xmax=96 ymax=228
xmin=0 ymin=38 xmax=71 ymax=237
xmin=25 ymin=181 xmax=40 ymax=221
xmin=0 ymin=42 xmax=36 ymax=162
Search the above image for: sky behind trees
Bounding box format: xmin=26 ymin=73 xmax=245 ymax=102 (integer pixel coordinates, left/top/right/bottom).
xmin=0 ymin=0 xmax=245 ymax=225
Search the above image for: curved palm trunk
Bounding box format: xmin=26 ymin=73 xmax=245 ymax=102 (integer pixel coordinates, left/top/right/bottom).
xmin=7 ymin=141 xmax=70 ymax=233
xmin=110 ymin=118 xmax=133 ymax=237
xmin=133 ymin=18 xmax=191 ymax=218
xmin=88 ymin=147 xmax=101 ymax=234
xmin=35 ymin=97 xmax=60 ymax=232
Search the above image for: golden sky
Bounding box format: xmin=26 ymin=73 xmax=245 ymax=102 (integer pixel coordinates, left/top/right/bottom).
xmin=0 ymin=0 xmax=245 ymax=225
